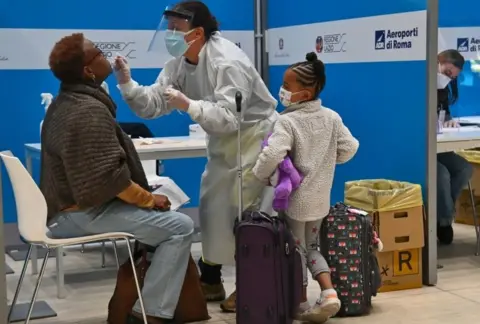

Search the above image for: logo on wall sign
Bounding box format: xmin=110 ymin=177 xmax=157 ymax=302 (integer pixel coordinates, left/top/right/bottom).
xmin=374 ymin=28 xmax=418 ymax=50
xmin=322 ymin=33 xmax=347 ymax=53
xmin=94 ymin=41 xmax=137 ymax=59
xmin=274 ymin=37 xmax=289 ymax=58
xmin=456 ymin=37 xmax=480 ymax=52
xmin=457 ymin=38 xmax=469 ymax=52
xmin=316 ymin=36 xmax=323 ymax=53
xmin=375 ymin=30 xmax=386 ymax=50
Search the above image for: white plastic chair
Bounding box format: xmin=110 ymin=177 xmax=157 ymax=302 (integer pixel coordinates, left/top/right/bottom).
xmin=0 ymin=152 xmax=147 ymax=324
xmin=466 ymin=181 xmax=480 ymax=256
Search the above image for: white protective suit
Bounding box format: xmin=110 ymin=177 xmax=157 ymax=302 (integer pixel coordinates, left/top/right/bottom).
xmin=118 ymin=33 xmax=278 ymax=265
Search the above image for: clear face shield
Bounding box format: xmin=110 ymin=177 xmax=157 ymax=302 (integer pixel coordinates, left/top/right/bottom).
xmin=148 ymin=6 xmax=195 ymax=57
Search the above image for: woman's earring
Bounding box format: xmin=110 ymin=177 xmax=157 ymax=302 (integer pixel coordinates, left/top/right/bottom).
xmin=91 ymin=74 xmax=96 ymax=83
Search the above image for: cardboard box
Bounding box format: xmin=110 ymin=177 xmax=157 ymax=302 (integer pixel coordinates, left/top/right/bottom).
xmin=455 ymin=190 xmax=479 ymax=226
xmin=373 ymin=206 xmax=425 ymax=252
xmin=469 ymin=163 xmax=480 ymax=194
xmin=376 ymin=248 xmax=423 ymax=292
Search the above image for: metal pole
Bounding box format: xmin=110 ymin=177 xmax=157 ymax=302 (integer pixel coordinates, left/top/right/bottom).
xmin=425 ymin=0 xmax=439 ymax=286
xmin=254 ymin=0 xmax=263 ymax=74
xmin=254 ymin=0 xmax=269 ymax=84
xmin=0 ymin=161 xmax=7 ymax=324
xmin=260 ymin=0 xmax=269 ymax=84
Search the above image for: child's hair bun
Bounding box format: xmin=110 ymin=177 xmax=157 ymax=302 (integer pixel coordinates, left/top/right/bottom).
xmin=305 ymin=52 xmax=318 ymax=62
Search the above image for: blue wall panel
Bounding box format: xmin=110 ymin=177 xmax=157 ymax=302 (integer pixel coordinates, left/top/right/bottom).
xmin=1 ymin=0 xmax=254 ymax=30
xmin=268 ymin=0 xmax=426 ymax=28
xmin=439 ymin=0 xmax=480 ymax=28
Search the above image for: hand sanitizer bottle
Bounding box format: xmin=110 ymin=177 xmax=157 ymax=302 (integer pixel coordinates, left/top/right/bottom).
xmin=40 ymin=93 xmax=53 ymax=136
xmin=437 ymin=110 xmax=445 ymax=135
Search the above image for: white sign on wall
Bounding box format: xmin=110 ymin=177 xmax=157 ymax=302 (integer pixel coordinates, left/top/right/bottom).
xmin=0 ymin=29 xmax=255 ymax=70
xmin=267 ymin=10 xmax=427 ymax=65
xmin=439 ymin=27 xmax=480 ymax=60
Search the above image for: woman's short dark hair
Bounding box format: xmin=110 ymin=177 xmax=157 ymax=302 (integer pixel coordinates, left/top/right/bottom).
xmin=173 ymin=1 xmax=219 ymax=40
xmin=438 ymin=49 xmax=465 ymax=105
xmin=438 ymin=49 xmax=465 ymax=70
xmin=49 ymin=33 xmax=85 ymax=83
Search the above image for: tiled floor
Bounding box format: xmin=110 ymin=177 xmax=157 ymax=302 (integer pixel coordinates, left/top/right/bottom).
xmin=4 ymin=223 xmax=480 ymax=323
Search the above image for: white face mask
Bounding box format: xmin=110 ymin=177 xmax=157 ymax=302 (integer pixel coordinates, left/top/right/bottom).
xmin=437 ymin=73 xmax=451 ymax=89
xmin=437 ymin=64 xmax=452 ymax=89
xmin=279 ymin=87 xmax=293 ymax=107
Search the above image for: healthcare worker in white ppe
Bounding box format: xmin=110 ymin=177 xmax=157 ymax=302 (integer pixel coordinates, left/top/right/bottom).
xmin=113 ymin=0 xmax=277 ymax=313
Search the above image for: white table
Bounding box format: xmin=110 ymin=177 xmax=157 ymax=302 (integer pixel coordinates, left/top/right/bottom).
xmin=1 ymin=136 xmax=206 ymax=303
xmin=437 ymin=129 xmax=480 ymax=153
xmin=457 ymin=116 xmax=480 ymax=125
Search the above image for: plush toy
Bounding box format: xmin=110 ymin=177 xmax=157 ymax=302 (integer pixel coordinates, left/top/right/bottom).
xmin=262 ymin=133 xmax=304 ymax=211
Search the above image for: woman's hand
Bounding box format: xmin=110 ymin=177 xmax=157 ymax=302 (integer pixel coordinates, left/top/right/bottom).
xmin=443 ymin=120 xmax=459 ymax=128
xmin=153 ymin=194 xmax=171 ymax=211
xmin=163 ymin=86 xmax=191 ymax=111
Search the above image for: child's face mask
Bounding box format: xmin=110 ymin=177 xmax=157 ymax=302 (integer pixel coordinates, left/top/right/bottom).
xmin=279 ymin=87 xmax=295 ymax=107
xmin=279 ymin=87 xmax=310 ymax=107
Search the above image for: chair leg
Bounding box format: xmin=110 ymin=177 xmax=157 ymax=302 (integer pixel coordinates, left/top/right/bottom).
xmin=112 ymin=240 xmax=120 ymax=270
xmin=101 ymin=241 xmax=106 ymax=268
xmin=25 ymin=249 xmax=51 ymax=324
xmin=125 ymin=238 xmax=147 ymax=324
xmin=7 ymin=245 xmax=33 ymax=322
xmin=467 ymin=181 xmax=480 ymax=256
xmin=56 ymin=247 xmax=66 ymax=299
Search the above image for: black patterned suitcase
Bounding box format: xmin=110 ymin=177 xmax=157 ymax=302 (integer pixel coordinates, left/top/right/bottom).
xmin=320 ymin=203 xmax=381 ymax=316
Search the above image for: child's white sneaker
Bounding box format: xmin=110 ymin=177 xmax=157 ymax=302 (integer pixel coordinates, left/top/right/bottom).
xmin=297 ymin=293 xmax=341 ymax=323
xmin=295 ymin=301 xmax=312 ymax=320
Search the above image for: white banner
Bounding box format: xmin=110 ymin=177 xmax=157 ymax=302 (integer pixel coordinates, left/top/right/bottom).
xmin=439 ymin=27 xmax=480 ymax=60
xmin=267 ymin=10 xmax=427 ymax=66
xmin=0 ymin=29 xmax=255 ymax=70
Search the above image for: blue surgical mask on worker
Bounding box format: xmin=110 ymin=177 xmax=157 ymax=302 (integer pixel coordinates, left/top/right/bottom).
xmin=164 ymin=29 xmax=196 ymax=58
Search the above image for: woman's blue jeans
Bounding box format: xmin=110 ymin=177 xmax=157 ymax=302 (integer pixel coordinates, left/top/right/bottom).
xmin=437 ymin=152 xmax=473 ymax=226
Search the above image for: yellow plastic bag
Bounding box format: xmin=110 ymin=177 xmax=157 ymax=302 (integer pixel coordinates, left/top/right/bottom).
xmin=344 ymin=179 xmax=423 ymax=212
xmin=456 ymin=149 xmax=480 ymax=164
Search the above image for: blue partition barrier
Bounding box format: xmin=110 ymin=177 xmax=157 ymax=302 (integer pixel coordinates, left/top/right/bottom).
xmin=439 ymin=0 xmax=480 ymax=117
xmin=0 ymin=0 xmax=254 ymax=223
xmin=267 ymin=0 xmax=428 ymax=203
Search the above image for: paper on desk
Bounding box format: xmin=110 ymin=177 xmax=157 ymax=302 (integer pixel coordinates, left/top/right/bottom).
xmin=151 ymin=177 xmax=190 ymax=211
xmin=132 ymin=138 xmax=180 ymax=145
xmin=441 ymin=126 xmax=480 ymax=133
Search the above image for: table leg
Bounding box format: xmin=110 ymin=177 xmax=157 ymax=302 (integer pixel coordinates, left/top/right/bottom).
xmin=25 ymin=152 xmax=39 ymax=275
xmin=0 ymin=159 xmax=8 ymax=324
xmin=467 ymin=182 xmax=480 ymax=256
xmin=56 ymin=247 xmax=66 ymax=299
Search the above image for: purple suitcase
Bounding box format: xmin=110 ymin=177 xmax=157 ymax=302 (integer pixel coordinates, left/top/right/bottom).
xmin=234 ymin=92 xmax=303 ymax=324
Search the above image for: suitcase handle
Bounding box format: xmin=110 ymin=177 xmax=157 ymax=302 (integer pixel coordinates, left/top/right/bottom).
xmin=236 ymin=91 xmax=243 ymax=222
xmin=235 ymin=92 xmax=242 ymax=113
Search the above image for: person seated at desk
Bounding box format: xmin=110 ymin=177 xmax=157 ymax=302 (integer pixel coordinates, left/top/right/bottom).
xmin=437 ymin=49 xmax=472 ymax=244
xmin=40 ymin=33 xmax=194 ymax=324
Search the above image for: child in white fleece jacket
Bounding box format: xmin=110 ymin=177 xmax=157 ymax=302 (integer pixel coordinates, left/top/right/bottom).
xmin=253 ymin=52 xmax=359 ymax=323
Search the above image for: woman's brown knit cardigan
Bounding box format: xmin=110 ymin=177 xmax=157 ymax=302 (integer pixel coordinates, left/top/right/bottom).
xmin=40 ymin=83 xmax=149 ymax=222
